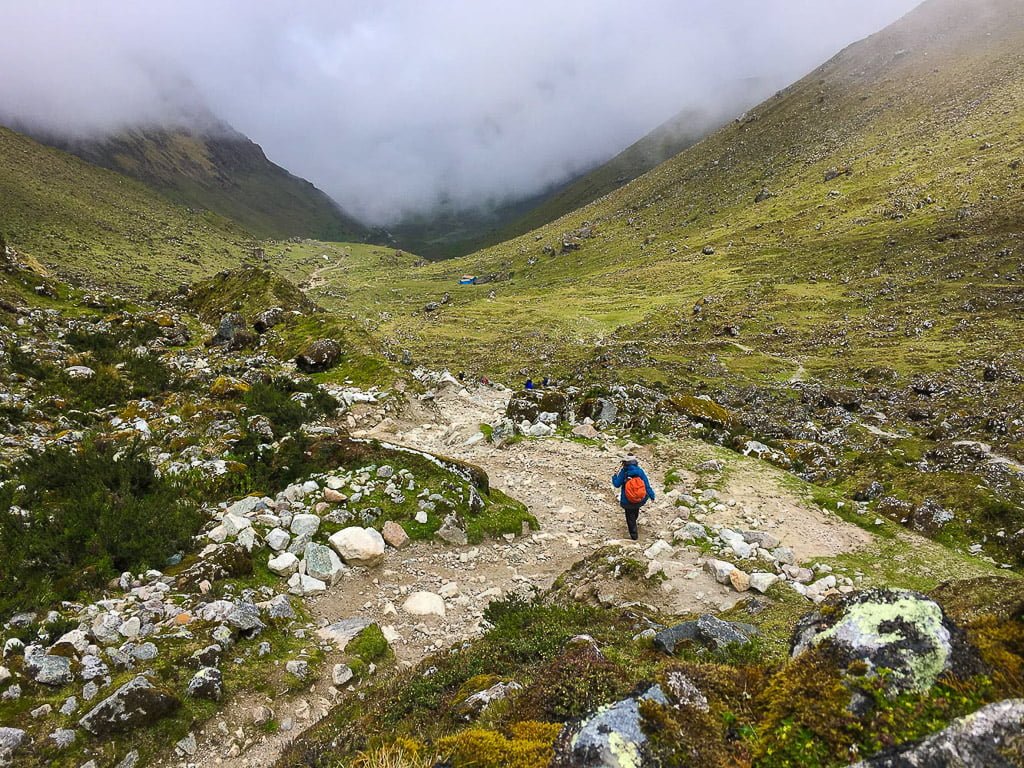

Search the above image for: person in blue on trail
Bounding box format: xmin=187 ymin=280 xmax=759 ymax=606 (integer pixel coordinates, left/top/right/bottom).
xmin=611 ymin=454 xmax=655 ymax=540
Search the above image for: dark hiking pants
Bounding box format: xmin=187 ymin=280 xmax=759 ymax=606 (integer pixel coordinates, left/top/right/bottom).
xmin=623 ymin=505 xmax=641 ymax=540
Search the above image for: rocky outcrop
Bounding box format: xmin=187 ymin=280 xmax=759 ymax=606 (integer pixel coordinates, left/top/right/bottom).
xmin=551 ymin=685 xmax=668 ymax=768
xmin=849 ymin=698 xmax=1024 ymax=767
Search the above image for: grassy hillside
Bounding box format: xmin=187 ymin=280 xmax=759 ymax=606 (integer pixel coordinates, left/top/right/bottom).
xmin=280 ymin=0 xmax=1024 ymax=563
xmin=48 ymin=124 xmax=367 ymax=242
xmin=0 ymin=125 xmax=256 ymax=291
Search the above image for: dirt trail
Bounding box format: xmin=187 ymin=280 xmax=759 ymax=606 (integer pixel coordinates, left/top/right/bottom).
xmin=180 ymin=382 xmax=872 ymax=768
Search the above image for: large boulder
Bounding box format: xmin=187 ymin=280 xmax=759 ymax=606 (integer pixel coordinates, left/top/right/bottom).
xmin=175 ymin=544 xmax=253 ymax=591
xmin=849 ymin=698 xmax=1024 ymax=767
xmin=551 ymin=685 xmax=668 ymax=767
xmin=328 ymin=527 xmax=386 ymax=567
xmin=506 ymin=389 xmax=570 ymax=423
xmin=295 ymin=339 xmax=342 ymax=373
xmin=79 ymin=676 xmax=179 ymax=736
xmin=791 ymin=588 xmax=981 ymax=695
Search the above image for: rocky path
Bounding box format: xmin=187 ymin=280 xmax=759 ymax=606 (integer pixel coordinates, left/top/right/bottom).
xmin=179 ymin=382 xmax=873 ymax=768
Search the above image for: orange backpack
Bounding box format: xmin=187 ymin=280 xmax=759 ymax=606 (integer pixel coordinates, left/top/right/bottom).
xmin=624 ymin=476 xmax=647 ymax=505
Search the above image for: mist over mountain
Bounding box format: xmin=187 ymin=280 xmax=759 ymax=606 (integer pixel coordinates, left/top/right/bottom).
xmin=0 ymin=1 xmax=921 ymax=226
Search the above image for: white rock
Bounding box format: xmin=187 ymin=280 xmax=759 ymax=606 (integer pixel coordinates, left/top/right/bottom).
xmin=749 ymin=572 xmax=780 ymax=593
xmin=332 ymin=664 xmax=354 ymax=686
xmin=439 ymin=582 xmax=460 ymax=599
xmin=118 ymin=617 xmax=141 ymax=639
xmin=414 ymin=509 xmax=429 ymax=524
xmin=266 ymin=528 xmax=291 ymax=551
xmin=328 ymin=527 xmax=386 ymax=567
xmin=236 ymin=527 xmax=256 ymax=552
xmin=222 ymin=513 xmax=251 ymax=536
xmin=402 ymin=591 xmax=446 ymax=618
xmin=287 ymin=573 xmax=327 ymax=595
xmin=303 ymin=542 xmax=346 ymax=586
xmin=703 ymin=558 xmax=737 ymax=585
xmin=644 ymin=540 xmax=672 ymax=560
xmin=207 ymin=525 xmax=228 ymax=544
xmin=268 ymin=552 xmax=299 ymax=577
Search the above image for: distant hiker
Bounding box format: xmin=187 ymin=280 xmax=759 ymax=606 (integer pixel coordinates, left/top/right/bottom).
xmin=612 ymin=454 xmax=655 ymax=541
xmin=542 ymin=376 xmax=550 ymax=387
xmin=525 ymin=378 xmax=535 ymax=390
xmin=480 ymin=375 xmax=490 ymax=386
xmin=457 ymin=371 xmax=465 ymax=382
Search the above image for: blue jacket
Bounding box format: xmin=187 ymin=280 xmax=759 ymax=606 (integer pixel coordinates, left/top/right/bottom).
xmin=612 ymin=463 xmax=655 ymax=508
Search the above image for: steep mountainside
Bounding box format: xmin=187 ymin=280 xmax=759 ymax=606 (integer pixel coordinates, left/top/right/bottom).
xmin=0 ymin=125 xmax=255 ymax=290
xmin=46 ymin=123 xmax=367 ymax=243
xmin=493 ymin=83 xmax=771 ymax=243
xmin=281 ymin=0 xmax=1024 ymax=566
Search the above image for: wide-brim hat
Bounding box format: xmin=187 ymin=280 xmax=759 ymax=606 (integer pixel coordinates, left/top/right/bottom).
xmin=620 ymin=454 xmax=639 ymax=464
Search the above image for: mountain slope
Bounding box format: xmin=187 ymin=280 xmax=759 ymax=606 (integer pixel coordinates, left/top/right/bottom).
xmin=493 ymin=81 xmax=772 ymax=243
xmin=47 ymin=122 xmax=367 ymax=242
xmin=0 ymin=124 xmax=255 ymax=290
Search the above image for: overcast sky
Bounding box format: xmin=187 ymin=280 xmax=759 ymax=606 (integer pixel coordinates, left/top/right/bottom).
xmin=0 ymin=1 xmax=922 ymax=223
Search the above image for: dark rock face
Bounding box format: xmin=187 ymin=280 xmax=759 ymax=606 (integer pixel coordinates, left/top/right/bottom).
xmin=190 ymin=644 xmax=223 ymax=668
xmin=295 ymin=339 xmax=342 ymax=373
xmin=551 ymin=685 xmax=669 ymax=768
xmin=79 ymin=676 xmax=179 ymax=735
xmin=175 ymin=544 xmax=253 ymax=591
xmin=653 ymin=615 xmax=758 ymax=655
xmin=253 ymin=307 xmax=286 ymax=333
xmin=848 ymin=698 xmax=1024 ymax=767
xmin=187 ymin=667 xmax=223 ymax=701
xmin=207 ymin=313 xmax=249 ymax=348
xmin=506 ymin=389 xmax=570 ymax=423
xmin=791 ymin=589 xmax=982 ymax=695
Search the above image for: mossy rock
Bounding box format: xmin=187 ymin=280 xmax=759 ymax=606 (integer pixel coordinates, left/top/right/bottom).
xmin=662 ymin=395 xmax=735 ymax=429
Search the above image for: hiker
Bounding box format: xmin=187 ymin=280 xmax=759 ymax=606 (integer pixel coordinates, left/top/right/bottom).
xmin=525 ymin=378 xmax=535 ymax=390
xmin=612 ymin=454 xmax=655 ymax=540
xmin=542 ymin=376 xmax=550 ymax=387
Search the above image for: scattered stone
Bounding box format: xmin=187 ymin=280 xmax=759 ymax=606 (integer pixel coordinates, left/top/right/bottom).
xmin=437 ymin=513 xmax=468 ymax=546
xmin=285 ymin=660 xmax=309 ymax=680
xmin=25 ymin=653 xmax=73 ymax=686
xmin=269 ymin=551 xmax=300 ymax=577
xmin=704 ymin=558 xmax=737 ymax=585
xmin=0 ymin=728 xmax=27 ymax=763
xmin=458 ymin=681 xmax=523 ymax=721
xmin=332 ymin=664 xmax=354 ymax=686
xmin=316 ymin=618 xmax=372 ymax=650
xmin=749 ymin=572 xmax=780 ymax=593
xmin=266 ymin=528 xmax=291 ymax=552
xmin=304 ymin=542 xmax=346 ymax=585
xmin=187 ymin=668 xmax=223 ymax=701
xmin=381 ymin=520 xmax=410 ymax=550
xmin=287 ymin=573 xmax=327 ymax=595
xmin=49 ymin=728 xmax=76 ymax=750
xmin=295 ymin=339 xmax=342 ymax=373
xmin=402 ymin=591 xmax=447 ymax=618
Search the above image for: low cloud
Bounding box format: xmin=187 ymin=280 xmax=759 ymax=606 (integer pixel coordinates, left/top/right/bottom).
xmin=0 ymin=0 xmax=921 ymax=223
